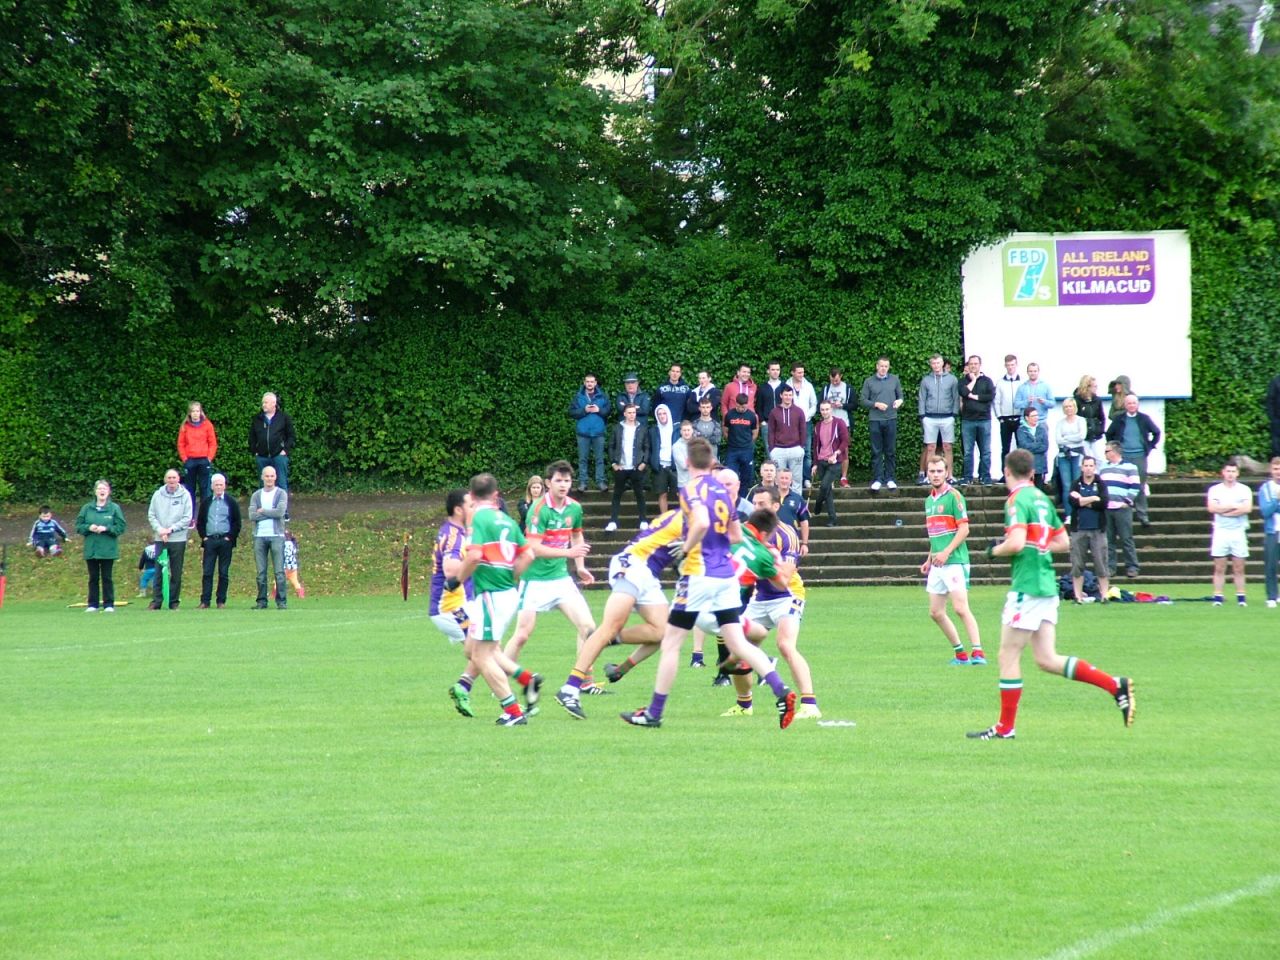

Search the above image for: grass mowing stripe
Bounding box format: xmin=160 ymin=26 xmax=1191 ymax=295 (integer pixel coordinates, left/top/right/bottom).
xmin=1036 ymin=874 xmax=1280 ymax=960
xmin=0 ymin=586 xmax=1276 ymax=959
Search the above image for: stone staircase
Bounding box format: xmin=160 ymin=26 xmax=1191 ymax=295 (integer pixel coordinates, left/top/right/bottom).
xmin=572 ymin=476 xmax=1273 ymax=588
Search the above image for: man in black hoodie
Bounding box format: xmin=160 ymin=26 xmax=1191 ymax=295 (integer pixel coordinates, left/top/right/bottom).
xmin=249 ymin=392 xmax=296 ymax=518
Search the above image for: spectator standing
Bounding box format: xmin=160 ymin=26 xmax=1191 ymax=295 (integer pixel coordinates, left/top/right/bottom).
xmin=1016 ymin=408 xmax=1050 ymax=490
xmin=1105 ymin=393 xmax=1161 ymax=527
xmin=672 ymin=420 xmax=695 ymax=488
xmin=993 ymin=354 xmax=1023 ymax=474
xmin=1013 ymin=362 xmax=1053 ymax=422
xmin=1099 ymin=442 xmax=1141 ymax=579
xmin=75 ymin=480 xmax=126 ymax=613
xmin=1073 ymin=374 xmax=1108 ymax=462
xmin=1069 ymin=456 xmax=1110 ymax=603
xmin=776 ymin=468 xmax=811 ymax=559
xmin=822 ymin=367 xmax=853 ymax=487
xmin=518 ymin=475 xmax=545 ymax=531
xmin=569 ymin=373 xmax=609 ymax=492
xmin=147 ymin=468 xmax=193 ymax=610
xmin=178 ymin=401 xmax=218 ymax=524
xmin=614 ymin=372 xmax=652 ymax=424
xmin=757 ymin=362 xmax=786 ymax=451
xmin=684 ymin=369 xmax=721 ymax=421
xmin=648 ymin=404 xmax=680 ymax=514
xmin=197 ymin=472 xmax=241 ymax=609
xmin=651 ymin=364 xmax=690 ymax=423
xmin=1107 ymin=375 xmax=1132 ymax=422
xmin=1259 ymin=457 xmax=1280 ymax=608
xmin=958 ymin=355 xmax=995 ymax=486
xmin=767 ymin=386 xmax=807 ymax=482
xmin=811 ymin=401 xmax=849 ymax=527
xmin=1207 ymin=459 xmax=1253 ymax=607
xmin=249 ymin=391 xmax=295 ymax=496
xmin=691 ymin=397 xmax=723 ymax=449
xmin=1055 ymin=397 xmax=1088 ymax=521
xmin=787 ymin=364 xmax=818 ymax=489
xmin=605 ymin=403 xmax=649 ymax=532
xmin=860 ymin=356 xmax=903 ymax=490
xmin=250 ymin=465 xmax=289 ymax=609
xmin=721 ymin=364 xmax=757 ymax=417
xmin=917 ymin=354 xmax=959 ymax=484
xmin=29 ymin=506 xmax=69 ymax=557
xmin=722 ymin=392 xmax=759 ymax=490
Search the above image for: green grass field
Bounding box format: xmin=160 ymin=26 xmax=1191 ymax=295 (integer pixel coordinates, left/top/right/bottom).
xmin=1 ymin=587 xmax=1277 ymax=959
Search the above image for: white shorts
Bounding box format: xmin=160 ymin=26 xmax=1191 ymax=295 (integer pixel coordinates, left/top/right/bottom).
xmin=922 ymin=416 xmax=956 ymax=445
xmin=1210 ymin=528 xmax=1249 ymax=559
xmin=926 ymin=563 xmax=970 ymax=595
xmin=608 ymin=554 xmax=667 ymax=607
xmin=1001 ymin=592 xmax=1059 ymax=631
xmin=466 ymin=589 xmax=519 ymax=643
xmin=672 ymin=574 xmax=741 ymax=614
xmin=430 ymin=610 xmax=469 ymax=644
xmin=745 ymin=595 xmax=804 ymax=631
xmin=517 ymin=576 xmax=583 ymax=613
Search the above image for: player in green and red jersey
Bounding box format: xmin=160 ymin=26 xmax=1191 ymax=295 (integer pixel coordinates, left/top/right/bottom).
xmin=450 ymin=473 xmax=543 ymax=727
xmin=920 ymin=456 xmax=984 ymax=665
xmin=967 ymin=449 xmax=1135 ymax=740
xmin=502 ymin=460 xmax=602 ymax=687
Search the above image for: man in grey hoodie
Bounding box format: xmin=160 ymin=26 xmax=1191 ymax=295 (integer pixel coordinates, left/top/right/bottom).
xmin=148 ymin=468 xmax=194 ymax=609
xmin=250 ymin=465 xmax=289 ymax=609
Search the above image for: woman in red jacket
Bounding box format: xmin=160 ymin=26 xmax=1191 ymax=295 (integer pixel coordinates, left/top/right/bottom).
xmin=177 ymin=401 xmax=218 ymax=524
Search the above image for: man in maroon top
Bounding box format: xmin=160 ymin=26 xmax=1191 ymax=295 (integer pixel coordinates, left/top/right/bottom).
xmin=767 ymin=386 xmax=807 ymax=483
xmin=811 ymin=401 xmax=849 ymax=527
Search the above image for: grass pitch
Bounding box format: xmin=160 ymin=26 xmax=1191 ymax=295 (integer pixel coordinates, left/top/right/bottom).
xmin=1 ymin=587 xmax=1277 ymax=959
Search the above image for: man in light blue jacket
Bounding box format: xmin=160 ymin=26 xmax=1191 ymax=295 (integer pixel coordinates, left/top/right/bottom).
xmin=250 ymin=466 xmax=289 ymax=609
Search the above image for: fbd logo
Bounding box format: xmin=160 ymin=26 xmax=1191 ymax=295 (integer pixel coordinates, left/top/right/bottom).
xmin=1002 ymin=241 xmax=1057 ymax=307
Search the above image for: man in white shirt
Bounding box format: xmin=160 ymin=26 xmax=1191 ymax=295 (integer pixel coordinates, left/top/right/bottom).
xmin=1207 ymin=458 xmax=1253 ymax=606
xmin=606 ymin=403 xmax=649 ymax=532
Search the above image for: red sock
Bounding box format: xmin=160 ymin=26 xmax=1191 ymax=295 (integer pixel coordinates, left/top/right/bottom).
xmin=997 ymin=680 xmax=1022 ymax=734
xmin=504 ymin=701 xmax=524 ymax=718
xmin=512 ymin=668 xmax=533 ymax=686
xmin=1065 ymin=658 xmax=1118 ymax=695
xmin=954 ymin=647 xmax=969 ymax=661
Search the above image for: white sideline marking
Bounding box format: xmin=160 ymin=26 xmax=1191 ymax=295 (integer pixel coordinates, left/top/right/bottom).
xmin=3 ymin=614 xmax=423 ymax=655
xmin=1036 ymin=874 xmax=1280 ymax=960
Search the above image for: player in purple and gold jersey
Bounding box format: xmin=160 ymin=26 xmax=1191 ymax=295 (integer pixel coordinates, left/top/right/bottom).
xmin=554 ymin=509 xmax=684 ymax=718
xmin=622 ymin=437 xmax=797 ymax=729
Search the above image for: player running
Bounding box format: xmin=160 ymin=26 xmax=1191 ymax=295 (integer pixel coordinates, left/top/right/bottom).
xmin=967 ymin=449 xmax=1135 ymax=740
xmin=622 ymin=438 xmax=798 ymax=729
xmin=448 ymin=474 xmax=544 ymax=726
xmin=553 ymin=509 xmax=684 ymax=718
xmin=920 ymin=456 xmax=985 ymax=665
xmin=503 ymin=461 xmax=602 ymax=687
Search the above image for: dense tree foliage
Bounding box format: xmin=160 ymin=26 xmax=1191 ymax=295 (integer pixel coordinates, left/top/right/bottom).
xmin=2 ymin=0 xmax=1278 ymax=497
xmin=0 ymin=0 xmax=630 ymax=332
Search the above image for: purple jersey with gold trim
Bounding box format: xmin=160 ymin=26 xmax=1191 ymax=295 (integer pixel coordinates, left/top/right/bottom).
xmin=430 ymin=520 xmax=473 ymax=615
xmin=679 ymin=474 xmax=736 ymax=578
xmin=754 ymin=521 xmax=806 ymax=601
xmin=621 ymin=509 xmax=684 ymax=577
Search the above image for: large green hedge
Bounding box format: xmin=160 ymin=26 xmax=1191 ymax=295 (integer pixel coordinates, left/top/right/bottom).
xmin=2 ymin=232 xmax=1274 ymax=503
xmin=0 ymin=240 xmax=961 ymax=500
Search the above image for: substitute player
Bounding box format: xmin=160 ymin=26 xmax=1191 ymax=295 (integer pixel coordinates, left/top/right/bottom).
xmin=967 ymin=449 xmax=1135 ymax=740
xmin=503 ymin=461 xmax=601 ymax=682
xmin=920 ymin=456 xmax=984 ymax=665
xmin=449 ymin=474 xmax=542 ymax=726
xmin=621 ymin=438 xmax=797 ymax=729
xmin=554 ymin=509 xmax=684 ymax=718
xmin=1207 ymin=458 xmax=1253 ymax=606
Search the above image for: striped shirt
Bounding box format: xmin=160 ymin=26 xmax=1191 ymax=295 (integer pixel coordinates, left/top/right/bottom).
xmin=1098 ymin=460 xmax=1140 ymax=508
